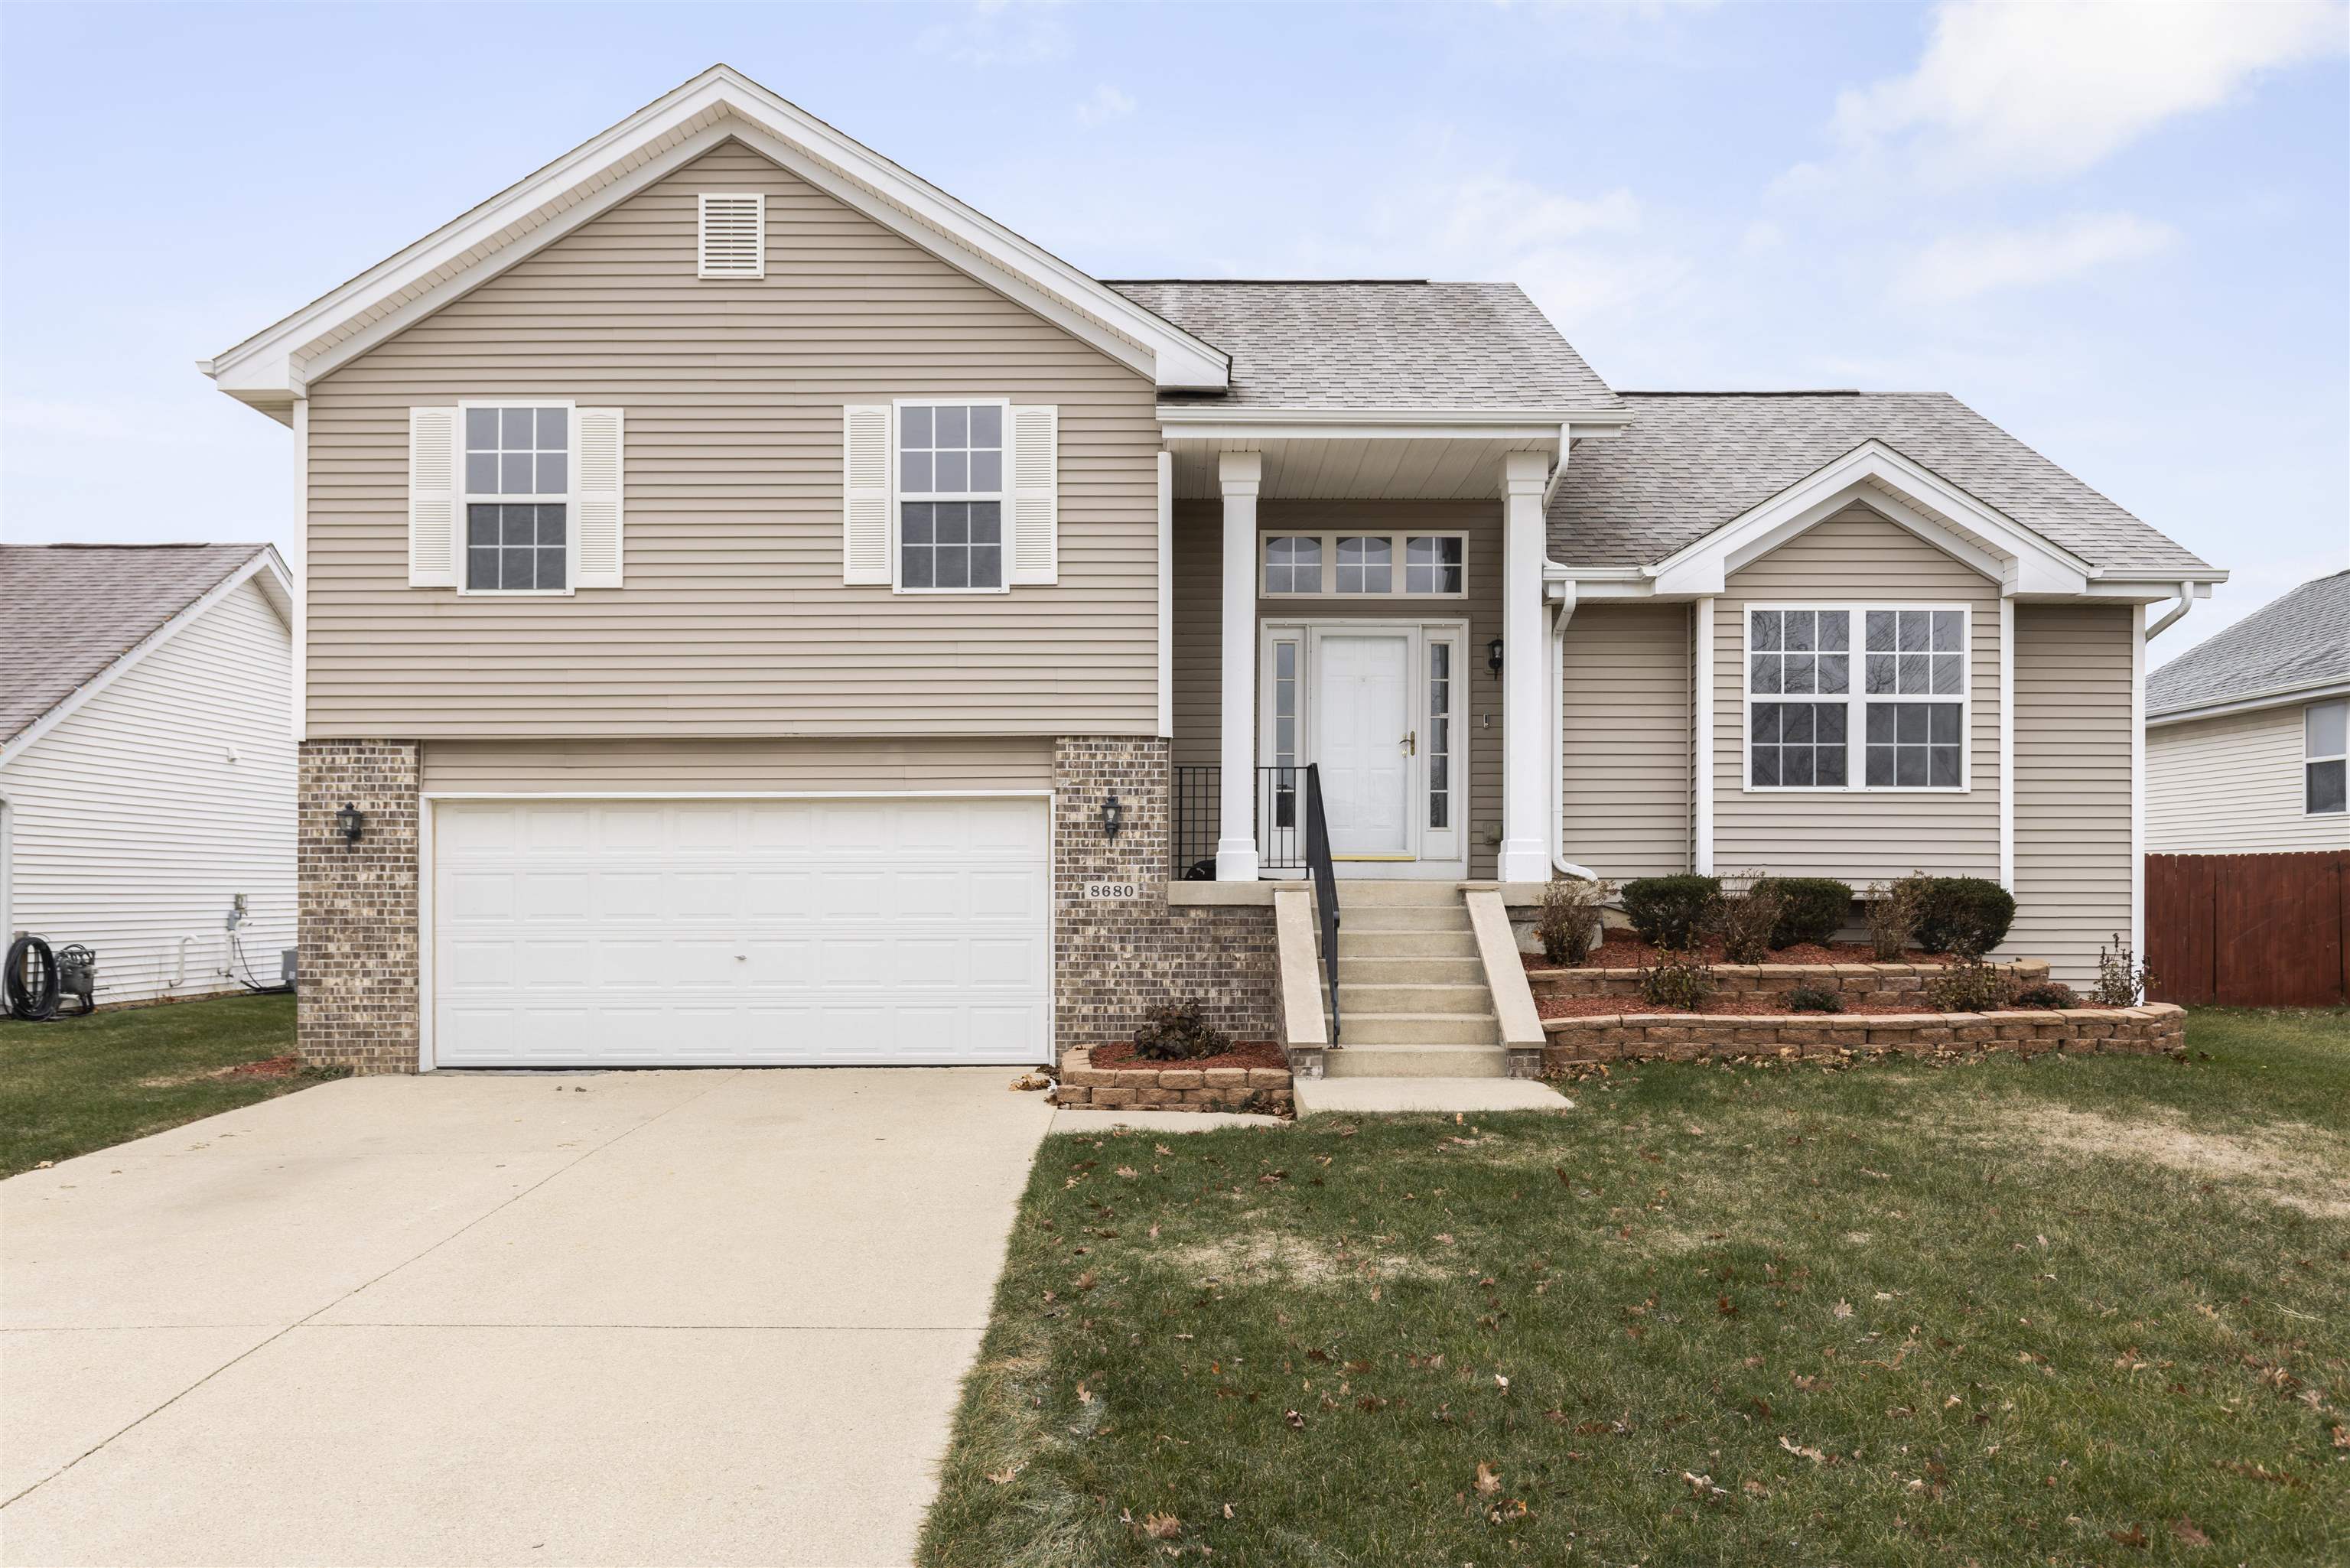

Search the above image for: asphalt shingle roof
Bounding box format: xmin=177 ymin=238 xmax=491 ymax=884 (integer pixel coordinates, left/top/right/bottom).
xmin=2148 ymin=568 xmax=2350 ymax=717
xmin=1106 ymin=281 xmax=1623 ymax=414
xmin=0 ymin=544 xmax=270 ymax=743
xmin=1550 ymin=392 xmax=2212 ymax=575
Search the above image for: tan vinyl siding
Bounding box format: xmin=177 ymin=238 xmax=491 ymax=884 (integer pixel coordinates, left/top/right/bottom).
xmin=306 ymin=141 xmax=1160 ymax=739
xmin=2010 ymin=603 xmax=2136 ymax=984
xmin=1713 ymin=507 xmax=2001 ymax=883
xmin=2147 ymin=704 xmax=2349 ymax=852
xmin=420 ymin=736 xmax=1052 ymax=795
xmin=1560 ymin=603 xmax=1691 ymax=880
xmin=1170 ymin=499 xmax=1505 ymax=877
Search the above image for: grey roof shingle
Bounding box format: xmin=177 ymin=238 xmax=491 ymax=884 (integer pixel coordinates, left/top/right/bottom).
xmin=0 ymin=544 xmax=271 ymax=743
xmin=1105 ymin=281 xmax=1623 ymax=414
xmin=1550 ymin=392 xmax=2212 ymax=575
xmin=2148 ymin=568 xmax=2350 ymax=717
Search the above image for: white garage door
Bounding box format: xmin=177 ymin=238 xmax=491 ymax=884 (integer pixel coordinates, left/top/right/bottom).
xmin=430 ymin=797 xmax=1050 ymax=1068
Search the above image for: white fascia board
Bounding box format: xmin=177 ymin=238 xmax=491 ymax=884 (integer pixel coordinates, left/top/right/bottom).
xmin=0 ymin=551 xmax=287 ymax=769
xmin=1644 ymin=441 xmax=2091 ymax=600
xmin=2146 ymin=676 xmax=2350 ymax=728
xmin=204 ymin=66 xmax=1230 ymax=402
xmin=2077 ymin=573 xmax=2228 ymax=600
xmin=1158 ymin=409 xmax=1583 ymax=443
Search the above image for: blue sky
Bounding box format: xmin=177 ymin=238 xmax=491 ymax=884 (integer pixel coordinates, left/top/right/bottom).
xmin=4 ymin=1 xmax=2344 ymax=659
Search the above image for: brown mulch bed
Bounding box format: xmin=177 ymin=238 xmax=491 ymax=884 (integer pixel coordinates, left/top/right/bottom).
xmin=1537 ymin=994 xmax=2111 ymax=1020
xmin=1087 ymin=1039 xmax=1288 ymax=1072
xmin=1523 ymin=934 xmax=1942 ymax=971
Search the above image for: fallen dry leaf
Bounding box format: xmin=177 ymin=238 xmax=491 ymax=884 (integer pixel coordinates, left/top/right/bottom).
xmin=1115 ymin=1166 xmax=1137 ymax=1179
xmin=1475 ymin=1461 xmax=1502 ymax=1495
xmin=1832 ymin=1300 xmax=1854 ymax=1320
xmin=2169 ymin=1515 xmax=2210 ymax=1547
xmin=2107 ymin=1523 xmax=2148 ymax=1549
xmin=1284 ymin=1408 xmax=1307 ymax=1430
xmin=986 ymin=1462 xmax=1024 ymax=1485
xmin=1779 ymin=1436 xmax=1828 ymax=1464
xmin=1142 ymin=1512 xmax=1182 ymax=1541
xmin=1076 ymin=1381 xmax=1094 ymax=1404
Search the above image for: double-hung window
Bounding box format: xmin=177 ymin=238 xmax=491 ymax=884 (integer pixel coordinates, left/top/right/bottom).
xmin=2308 ymin=699 xmax=2348 ymax=815
xmin=1260 ymin=532 xmax=1466 ymax=597
xmin=463 ymin=404 xmax=570 ymax=593
xmin=1746 ymin=606 xmax=1968 ymax=790
xmin=897 ymin=402 xmax=1004 ymax=592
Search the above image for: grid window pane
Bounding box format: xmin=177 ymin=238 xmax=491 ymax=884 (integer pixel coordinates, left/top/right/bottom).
xmin=1405 ymin=535 xmax=1463 ymax=594
xmin=1336 ymin=536 xmax=1392 ymax=594
xmin=2309 ymin=758 xmax=2347 ymax=815
xmin=1751 ymin=701 xmax=1847 ymax=787
xmin=465 ymin=503 xmax=565 ymax=591
xmin=1428 ymin=641 xmax=1452 ymax=828
xmin=897 ymin=403 xmax=1004 ymax=519
xmin=900 ymin=499 xmax=1003 ymax=590
xmin=1264 ymin=536 xmax=1322 ymax=594
xmin=464 ymin=405 xmax=568 ymax=505
xmin=1864 ymin=701 xmax=1961 ymax=789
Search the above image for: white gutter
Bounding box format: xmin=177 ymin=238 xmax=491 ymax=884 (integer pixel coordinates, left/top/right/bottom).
xmin=2143 ymin=580 xmax=2198 ymax=640
xmin=1545 ymin=581 xmax=1602 ymax=881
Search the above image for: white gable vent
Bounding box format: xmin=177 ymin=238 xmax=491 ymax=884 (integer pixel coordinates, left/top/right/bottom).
xmin=698 ymin=192 xmax=765 ymax=279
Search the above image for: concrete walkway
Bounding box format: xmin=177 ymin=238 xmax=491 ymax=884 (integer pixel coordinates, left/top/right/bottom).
xmin=1 ymin=1069 xmax=1053 ymax=1567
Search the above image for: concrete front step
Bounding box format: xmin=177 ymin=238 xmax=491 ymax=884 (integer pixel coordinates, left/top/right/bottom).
xmin=1336 ymin=906 xmax=1475 ymax=932
xmin=1294 ymin=1075 xmax=1570 ymax=1113
xmin=1323 ymin=1042 xmax=1509 ymax=1078
xmin=1333 ymin=881 xmax=1473 ymax=906
xmin=1337 ymin=981 xmax=1493 ymax=1015
xmin=1339 ymin=1010 xmax=1500 ymax=1046
xmin=1334 ymin=929 xmax=1479 ymax=958
xmin=1335 ymin=955 xmax=1486 ymax=984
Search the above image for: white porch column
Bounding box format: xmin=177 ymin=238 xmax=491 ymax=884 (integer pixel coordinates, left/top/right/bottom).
xmin=1498 ymin=451 xmax=1551 ymax=883
xmin=1216 ymin=452 xmax=1263 ymax=880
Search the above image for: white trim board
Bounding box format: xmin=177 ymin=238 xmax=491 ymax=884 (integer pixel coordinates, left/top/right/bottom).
xmin=203 ymin=66 xmax=1229 ymax=418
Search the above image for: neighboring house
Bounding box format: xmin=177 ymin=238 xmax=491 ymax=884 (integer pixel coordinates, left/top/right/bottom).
xmin=0 ymin=545 xmax=297 ymax=1007
xmin=2147 ymin=568 xmax=2350 ymax=852
xmin=200 ymin=66 xmax=2221 ymax=1074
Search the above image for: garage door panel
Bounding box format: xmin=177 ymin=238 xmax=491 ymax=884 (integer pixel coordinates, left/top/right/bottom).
xmin=432 ymin=798 xmax=1050 ymax=1067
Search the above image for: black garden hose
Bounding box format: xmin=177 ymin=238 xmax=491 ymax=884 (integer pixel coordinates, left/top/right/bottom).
xmin=5 ymin=935 xmax=61 ymax=1022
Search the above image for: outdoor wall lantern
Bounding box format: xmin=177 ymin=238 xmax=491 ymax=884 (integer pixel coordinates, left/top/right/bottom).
xmin=336 ymin=802 xmax=366 ymax=845
xmin=1486 ymin=637 xmax=1505 ymax=680
xmin=1102 ymin=792 xmax=1125 ymax=843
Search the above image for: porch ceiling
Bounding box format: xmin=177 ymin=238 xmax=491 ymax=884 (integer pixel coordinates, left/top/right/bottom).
xmin=1166 ymin=432 xmax=1557 ymax=502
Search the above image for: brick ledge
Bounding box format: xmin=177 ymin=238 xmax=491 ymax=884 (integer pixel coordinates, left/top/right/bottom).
xmin=1050 ymin=1046 xmax=1294 ymax=1114
xmin=1542 ymin=1002 xmax=2186 ymax=1066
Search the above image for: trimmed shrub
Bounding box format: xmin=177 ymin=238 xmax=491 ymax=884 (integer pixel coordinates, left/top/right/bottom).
xmin=1760 ymin=877 xmax=1854 ymax=948
xmin=1638 ymin=948 xmax=1716 ymax=1011
xmin=2013 ymin=981 xmax=2079 ymax=1011
xmin=1927 ymin=953 xmax=2018 ymax=1013
xmin=1913 ymin=877 xmax=2017 ymax=956
xmin=2093 ymin=932 xmax=2154 ymax=1007
xmin=1786 ymin=983 xmax=1845 ymax=1013
xmin=1864 ymin=875 xmax=1929 ymax=961
xmin=1536 ymin=875 xmax=1616 ymax=966
xmin=1622 ymin=875 xmax=1720 ymax=948
xmin=1711 ymin=873 xmax=1783 ymax=965
xmin=1129 ymin=999 xmax=1229 ymax=1062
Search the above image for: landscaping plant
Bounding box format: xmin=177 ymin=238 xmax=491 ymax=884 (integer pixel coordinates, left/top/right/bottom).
xmin=2094 ymin=932 xmax=2156 ymax=1007
xmin=1785 ymin=981 xmax=1844 ymax=1013
xmin=1925 ymin=949 xmax=2019 ymax=1013
xmin=1636 ymin=948 xmax=1715 ymax=1010
xmin=1863 ymin=873 xmax=1930 ymax=961
xmin=1759 ymin=876 xmax=1854 ymax=948
xmin=1620 ymin=874 xmax=1720 ymax=949
xmin=1709 ymin=872 xmax=1783 ymax=964
xmin=1912 ymin=876 xmax=2017 ymax=955
xmin=1535 ymin=875 xmax=1616 ymax=966
xmin=1128 ymin=999 xmax=1228 ymax=1062
xmin=2011 ymin=980 xmax=2080 ymax=1010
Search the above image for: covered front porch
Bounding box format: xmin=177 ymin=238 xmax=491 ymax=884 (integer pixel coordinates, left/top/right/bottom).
xmin=1159 ymin=415 xmax=1618 ymax=883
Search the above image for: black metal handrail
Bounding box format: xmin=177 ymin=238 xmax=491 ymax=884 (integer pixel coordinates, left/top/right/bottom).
xmin=1301 ymin=763 xmax=1342 ymax=1042
xmin=1170 ymin=766 xmax=1310 ymax=878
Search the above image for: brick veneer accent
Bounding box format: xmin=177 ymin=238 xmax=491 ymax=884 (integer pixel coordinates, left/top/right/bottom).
xmin=1049 ymin=1047 xmax=1292 ymax=1114
xmin=1053 ymin=737 xmax=1277 ymax=1052
xmin=297 ymin=740 xmax=421 ymax=1074
xmin=1542 ymin=1001 xmax=2186 ymax=1068
xmin=1529 ymin=958 xmax=2049 ymax=1010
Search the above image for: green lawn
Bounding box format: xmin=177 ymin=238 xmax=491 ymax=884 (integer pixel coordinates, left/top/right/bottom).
xmin=0 ymin=992 xmax=331 ymax=1177
xmin=923 ymin=1010 xmax=2350 ymax=1566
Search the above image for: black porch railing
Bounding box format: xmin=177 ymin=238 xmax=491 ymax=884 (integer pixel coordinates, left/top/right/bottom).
xmin=1170 ymin=766 xmax=1310 ymax=879
xmin=1300 ymin=763 xmax=1343 ymax=1041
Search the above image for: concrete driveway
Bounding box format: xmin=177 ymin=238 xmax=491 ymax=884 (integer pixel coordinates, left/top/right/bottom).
xmin=1 ymin=1069 xmax=1053 ymax=1566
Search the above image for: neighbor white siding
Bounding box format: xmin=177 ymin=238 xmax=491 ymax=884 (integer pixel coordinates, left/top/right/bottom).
xmin=0 ymin=578 xmax=296 ymax=1004
xmin=2147 ymin=704 xmax=2350 ymax=853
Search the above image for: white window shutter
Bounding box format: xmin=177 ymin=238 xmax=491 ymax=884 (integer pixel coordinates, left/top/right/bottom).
xmin=1008 ymin=404 xmax=1058 ymax=586
xmin=407 ymin=406 xmax=458 ymax=587
xmin=698 ymin=193 xmax=764 ymax=278
xmin=843 ymin=404 xmax=892 ymax=585
xmin=573 ymin=408 xmax=624 ymax=588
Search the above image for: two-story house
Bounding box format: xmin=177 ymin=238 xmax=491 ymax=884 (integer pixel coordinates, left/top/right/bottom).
xmin=204 ymin=66 xmax=2223 ymax=1075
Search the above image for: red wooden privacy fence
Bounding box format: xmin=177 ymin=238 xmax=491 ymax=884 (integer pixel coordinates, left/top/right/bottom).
xmin=2145 ymin=851 xmax=2348 ymax=1007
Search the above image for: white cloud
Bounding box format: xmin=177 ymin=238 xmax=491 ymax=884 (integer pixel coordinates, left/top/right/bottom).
xmin=1894 ymin=212 xmax=2178 ymax=302
xmin=914 ymin=2 xmax=1069 ymax=67
xmin=1833 ymin=0 xmax=2346 ymax=182
xmin=1074 ymin=84 xmax=1135 ymax=125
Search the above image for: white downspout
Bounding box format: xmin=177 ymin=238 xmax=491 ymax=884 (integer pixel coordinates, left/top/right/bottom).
xmin=2144 ymin=581 xmax=2196 ymax=641
xmin=1547 ymin=583 xmax=1601 ymax=880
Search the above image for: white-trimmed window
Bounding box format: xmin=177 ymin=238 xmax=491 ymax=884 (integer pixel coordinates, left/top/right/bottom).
xmin=1260 ymin=532 xmax=1466 ymax=597
xmin=2308 ymin=699 xmax=2348 ymax=815
xmin=463 ymin=402 xmax=571 ymax=594
xmin=1746 ymin=605 xmax=1968 ymax=791
xmin=897 ymin=401 xmax=1005 ymax=593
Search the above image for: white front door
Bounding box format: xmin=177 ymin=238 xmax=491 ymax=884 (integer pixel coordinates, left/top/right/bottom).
xmin=1314 ymin=632 xmax=1414 ymax=858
